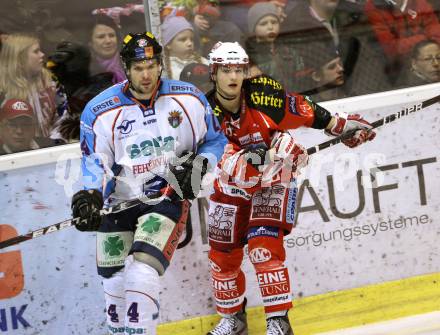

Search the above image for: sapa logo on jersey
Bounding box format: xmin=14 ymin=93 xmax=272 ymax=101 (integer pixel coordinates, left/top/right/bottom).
xmin=249 ymin=247 xmax=271 ymax=263
xmin=92 ymin=96 xmax=121 ymax=113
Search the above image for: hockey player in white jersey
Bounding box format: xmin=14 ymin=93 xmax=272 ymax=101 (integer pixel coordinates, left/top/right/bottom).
xmin=71 ymin=32 xmax=227 ymax=334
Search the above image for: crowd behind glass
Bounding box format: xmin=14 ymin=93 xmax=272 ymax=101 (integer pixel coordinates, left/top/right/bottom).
xmin=0 ymin=0 xmax=439 ymax=154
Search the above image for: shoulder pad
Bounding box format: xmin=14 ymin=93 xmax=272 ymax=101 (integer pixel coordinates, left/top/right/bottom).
xmin=162 ymin=79 xmax=204 ymax=97
xmin=244 ymin=75 xmax=286 ymax=121
xmin=86 ymin=85 xmax=124 ymax=115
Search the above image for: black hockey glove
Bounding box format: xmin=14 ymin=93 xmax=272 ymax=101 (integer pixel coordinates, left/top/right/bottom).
xmin=242 ymin=146 xmax=267 ymax=169
xmin=170 ymin=152 xmax=209 ymax=200
xmin=71 ymin=189 xmax=104 ymax=232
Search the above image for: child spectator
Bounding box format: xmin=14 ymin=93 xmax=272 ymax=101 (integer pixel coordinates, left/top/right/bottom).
xmin=0 ymin=33 xmax=68 ymax=141
xmin=161 ymin=15 xmax=208 ymax=80
xmin=245 ymin=2 xmax=299 ymax=87
xmin=87 ymin=14 xmax=126 ymax=84
xmin=397 ymin=39 xmax=440 ymax=86
xmin=192 ymin=0 xmax=243 ymax=57
xmin=0 ymin=98 xmax=56 ymax=154
xmin=365 ymin=0 xmax=440 ymax=82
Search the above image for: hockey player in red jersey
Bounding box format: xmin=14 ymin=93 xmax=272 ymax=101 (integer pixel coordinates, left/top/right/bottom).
xmin=205 ymin=42 xmax=376 ymax=335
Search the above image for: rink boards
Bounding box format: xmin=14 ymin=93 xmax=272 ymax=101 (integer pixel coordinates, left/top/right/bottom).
xmin=0 ymin=83 xmax=439 ymax=334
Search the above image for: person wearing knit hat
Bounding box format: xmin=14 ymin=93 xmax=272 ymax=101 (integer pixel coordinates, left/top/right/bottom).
xmin=245 ymin=1 xmax=298 ymax=87
xmin=161 ymin=14 xmax=208 ymax=80
xmin=247 ymin=2 xmax=280 ymax=36
xmin=0 ymin=98 xmax=55 ymax=154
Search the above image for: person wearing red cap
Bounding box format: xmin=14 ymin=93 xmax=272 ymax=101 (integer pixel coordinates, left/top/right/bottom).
xmin=191 ymin=0 xmax=244 ymax=57
xmin=0 ymin=99 xmax=55 ymax=154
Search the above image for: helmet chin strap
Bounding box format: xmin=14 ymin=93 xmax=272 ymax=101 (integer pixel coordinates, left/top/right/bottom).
xmin=216 ymin=86 xmax=237 ymax=101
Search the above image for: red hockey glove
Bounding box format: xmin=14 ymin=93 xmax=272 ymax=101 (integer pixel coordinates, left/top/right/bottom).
xmin=269 ymin=131 xmax=308 ymax=173
xmin=325 ymin=113 xmax=376 ymax=148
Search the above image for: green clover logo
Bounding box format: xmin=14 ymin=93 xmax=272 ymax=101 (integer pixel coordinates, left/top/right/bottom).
xmin=141 ymin=216 xmax=162 ymax=234
xmin=104 ymin=236 xmax=124 ymax=257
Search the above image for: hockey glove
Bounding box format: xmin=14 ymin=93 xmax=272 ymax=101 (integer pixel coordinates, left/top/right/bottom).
xmin=71 ymin=189 xmax=104 ymax=231
xmin=170 ymin=152 xmax=209 ymax=200
xmin=325 ymin=113 xmax=376 ymax=148
xmin=269 ymin=131 xmax=308 ymax=173
xmin=242 ymin=146 xmax=267 ymax=170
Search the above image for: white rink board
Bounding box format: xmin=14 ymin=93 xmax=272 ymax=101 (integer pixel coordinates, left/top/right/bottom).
xmin=0 ymin=84 xmax=439 ymax=334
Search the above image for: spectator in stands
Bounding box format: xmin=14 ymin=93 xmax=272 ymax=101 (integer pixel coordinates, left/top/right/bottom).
xmin=300 ymin=41 xmax=348 ymax=101
xmin=87 ymin=14 xmax=126 ymax=84
xmin=47 ymin=41 xmax=114 ymax=141
xmin=0 ymin=98 xmax=56 ymax=154
xmin=397 ymin=39 xmax=440 ymax=86
xmin=245 ymin=2 xmax=299 ymax=87
xmin=0 ymin=33 xmax=68 ymax=141
xmin=281 ymin=0 xmax=342 ymax=49
xmin=192 ymin=0 xmax=243 ymax=57
xmin=219 ymin=0 xmax=288 ymax=34
xmin=179 ymin=62 xmax=213 ymax=93
xmin=161 ymin=15 xmax=208 ymax=80
xmin=364 ymin=0 xmax=440 ymax=83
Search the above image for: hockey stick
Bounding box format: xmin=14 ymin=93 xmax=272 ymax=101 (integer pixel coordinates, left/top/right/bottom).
xmin=306 ymin=93 xmax=440 ymax=155
xmin=0 ymin=186 xmax=186 ymax=250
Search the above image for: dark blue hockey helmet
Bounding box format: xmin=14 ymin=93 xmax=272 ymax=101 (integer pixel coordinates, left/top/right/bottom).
xmin=120 ymin=32 xmax=163 ymax=69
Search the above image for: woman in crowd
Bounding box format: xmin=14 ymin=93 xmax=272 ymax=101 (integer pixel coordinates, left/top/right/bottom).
xmin=88 ymin=14 xmax=126 ymax=84
xmin=0 ymin=33 xmax=68 ymax=141
xmin=161 ymin=14 xmax=208 ymax=80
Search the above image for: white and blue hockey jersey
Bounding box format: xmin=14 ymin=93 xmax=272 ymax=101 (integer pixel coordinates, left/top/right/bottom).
xmin=79 ymin=79 xmax=227 ymax=205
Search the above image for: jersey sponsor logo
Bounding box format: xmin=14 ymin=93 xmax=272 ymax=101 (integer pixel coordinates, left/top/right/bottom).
xmin=143 ymin=118 xmax=157 ymax=125
xmin=257 ymin=269 xmax=288 ymax=285
xmin=212 ymin=278 xmax=240 ymax=300
xmin=168 ymin=110 xmax=183 ymax=128
xmin=251 ymin=186 xmax=285 ymax=220
xmin=247 ymin=226 xmax=279 ymax=239
xmin=125 ymin=135 xmax=175 ymax=159
xmin=208 ymin=203 xmax=237 ymax=243
xmin=251 ymin=76 xmax=283 ymax=90
xmin=132 ymin=156 xmax=169 ymax=174
xmin=212 ymin=278 xmax=238 ymax=291
xmin=286 ymin=187 xmax=297 ymax=224
xmin=238 ymin=132 xmax=264 ymax=146
xmin=209 ymin=260 xmax=222 ymax=272
xmin=249 ymin=247 xmax=272 ymax=263
xmin=287 ymin=95 xmax=299 ymax=115
xmin=142 ymin=108 xmax=155 ymax=117
xmin=116 ymin=119 xmax=136 ymax=134
xmin=170 ymin=84 xmax=195 ymax=92
xmin=222 ymin=185 xmax=252 ymax=200
xmin=91 ymin=96 xmax=121 ymax=113
xmin=257 ymin=268 xmax=290 ymax=297
xmin=250 ymin=91 xmax=283 ymax=108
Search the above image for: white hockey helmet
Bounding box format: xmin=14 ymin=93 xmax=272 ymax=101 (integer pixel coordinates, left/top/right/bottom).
xmin=208 ymin=41 xmax=249 ymax=75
